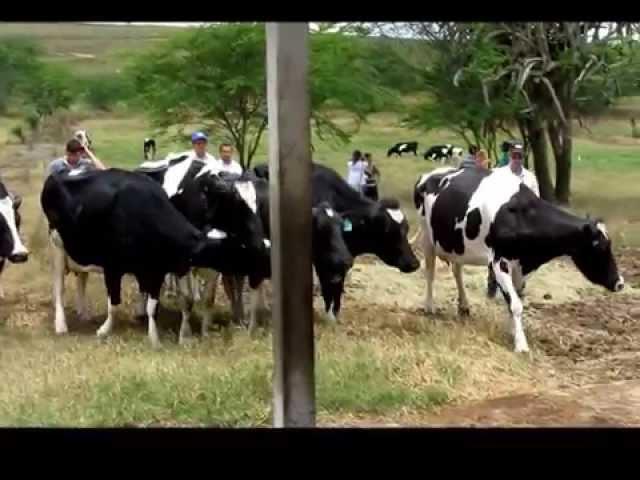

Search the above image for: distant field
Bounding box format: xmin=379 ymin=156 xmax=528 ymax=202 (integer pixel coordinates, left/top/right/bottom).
xmin=0 ymin=22 xmax=174 ymax=74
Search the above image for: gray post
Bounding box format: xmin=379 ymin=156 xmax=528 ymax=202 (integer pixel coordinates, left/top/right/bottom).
xmin=266 ymin=22 xmax=315 ymax=427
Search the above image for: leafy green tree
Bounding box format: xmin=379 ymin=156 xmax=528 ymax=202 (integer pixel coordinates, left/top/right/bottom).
xmin=128 ymin=24 xmax=397 ymax=169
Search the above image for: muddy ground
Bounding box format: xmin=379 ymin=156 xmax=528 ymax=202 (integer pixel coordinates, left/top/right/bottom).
xmin=3 ymin=143 xmax=640 ymax=427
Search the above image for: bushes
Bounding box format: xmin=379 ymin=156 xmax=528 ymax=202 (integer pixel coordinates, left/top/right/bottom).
xmin=80 ymin=73 xmax=134 ymax=112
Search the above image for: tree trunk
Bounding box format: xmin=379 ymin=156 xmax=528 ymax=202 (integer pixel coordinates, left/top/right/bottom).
xmin=548 ymin=118 xmax=573 ymax=205
xmin=525 ymin=115 xmax=555 ymax=202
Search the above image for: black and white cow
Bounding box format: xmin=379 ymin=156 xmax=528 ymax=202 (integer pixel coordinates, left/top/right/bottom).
xmin=41 ymin=168 xmax=271 ymax=348
xmin=413 ymin=166 xmax=625 ymax=353
xmin=143 ymin=138 xmax=156 ymax=161
xmin=134 ymin=155 xmax=270 ymax=335
xmin=0 ymin=181 xmax=28 ymax=297
xmin=217 ymin=172 xmax=354 ymax=331
xmin=387 ymin=141 xmax=418 ymax=157
xmin=254 ymin=162 xmax=419 ymax=275
xmin=423 ymin=144 xmax=464 ymax=163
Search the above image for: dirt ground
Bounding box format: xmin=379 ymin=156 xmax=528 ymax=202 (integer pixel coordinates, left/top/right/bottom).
xmin=3 ymin=142 xmax=640 ymax=427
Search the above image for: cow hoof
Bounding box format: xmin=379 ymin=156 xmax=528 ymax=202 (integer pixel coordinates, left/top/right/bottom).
xmin=96 ymin=326 xmax=109 ymax=338
xmin=458 ymin=306 xmax=471 ymax=317
xmin=423 ymin=305 xmax=436 ymax=316
xmin=179 ymin=336 xmax=194 ymax=346
xmin=55 ymin=325 xmax=68 ymax=335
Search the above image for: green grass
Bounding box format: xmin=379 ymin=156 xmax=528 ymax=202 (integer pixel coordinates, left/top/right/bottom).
xmin=0 ymin=328 xmax=463 ymax=426
xmin=0 ymin=23 xmax=173 ymax=75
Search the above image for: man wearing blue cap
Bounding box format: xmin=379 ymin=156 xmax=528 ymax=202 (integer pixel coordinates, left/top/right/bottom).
xmin=189 ymin=131 xmax=218 ymax=164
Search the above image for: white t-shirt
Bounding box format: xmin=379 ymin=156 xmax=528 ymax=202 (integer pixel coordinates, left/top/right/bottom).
xmin=497 ymin=165 xmax=540 ymax=197
xmin=188 ymin=150 xmax=218 ymax=165
xmin=218 ymin=159 xmax=243 ymax=176
xmin=346 ymin=159 xmax=366 ymax=190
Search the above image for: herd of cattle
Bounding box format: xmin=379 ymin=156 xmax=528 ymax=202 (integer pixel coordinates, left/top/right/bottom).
xmin=387 ymin=141 xmax=465 ymax=163
xmin=0 ymin=137 xmax=626 ymax=354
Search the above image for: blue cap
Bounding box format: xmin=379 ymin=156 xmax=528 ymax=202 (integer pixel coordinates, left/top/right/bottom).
xmin=191 ymin=131 xmax=208 ymax=143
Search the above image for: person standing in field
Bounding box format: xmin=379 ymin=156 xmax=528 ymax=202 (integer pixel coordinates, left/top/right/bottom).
xmin=188 ymin=131 xmax=218 ymax=165
xmin=475 ymin=149 xmax=491 ymax=169
xmin=217 ymin=143 xmax=243 ymax=175
xmin=362 ymin=152 xmax=381 ymax=201
xmin=346 ymin=150 xmax=366 ymax=193
xmin=459 ymin=144 xmax=478 ymax=169
xmin=47 ymin=138 xmax=107 ymax=177
xmin=487 ymin=141 xmax=540 ymax=298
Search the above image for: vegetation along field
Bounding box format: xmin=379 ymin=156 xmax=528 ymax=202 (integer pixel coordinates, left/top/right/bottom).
xmin=1 ymin=22 xmax=640 ymax=427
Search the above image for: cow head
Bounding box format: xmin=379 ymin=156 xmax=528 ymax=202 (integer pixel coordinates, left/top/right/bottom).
xmin=312 ymin=202 xmax=353 ymax=284
xmin=0 ymin=188 xmax=28 ymax=264
xmin=571 ymin=219 xmax=624 ymax=293
xmin=196 ymin=173 xmax=268 ymax=259
xmin=345 ymin=198 xmax=419 ymax=273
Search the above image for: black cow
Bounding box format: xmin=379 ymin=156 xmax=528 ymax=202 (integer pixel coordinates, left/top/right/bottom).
xmin=134 ymin=155 xmax=270 ymax=337
xmin=143 ymin=138 xmax=156 ymax=160
xmin=413 ymin=166 xmax=624 ymax=353
xmin=41 ymin=168 xmax=271 ymax=348
xmin=387 ymin=141 xmax=418 ymax=157
xmin=254 ymin=162 xmax=419 ymax=274
xmin=0 ymin=181 xmax=28 ymax=298
xmin=219 ymin=173 xmax=354 ymax=330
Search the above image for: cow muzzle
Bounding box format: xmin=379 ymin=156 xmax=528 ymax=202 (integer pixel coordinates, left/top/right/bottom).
xmin=615 ymin=276 xmax=625 ymax=292
xmin=9 ymin=252 xmax=28 ymax=264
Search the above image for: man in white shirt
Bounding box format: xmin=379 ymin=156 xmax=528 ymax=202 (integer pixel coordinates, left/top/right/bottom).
xmin=346 ymin=150 xmax=366 ymax=193
xmin=497 ymin=142 xmax=540 ymax=197
xmin=218 ymin=143 xmax=243 ymax=175
xmin=189 ymin=131 xmax=218 ymax=165
xmin=487 ymin=141 xmax=539 ymax=298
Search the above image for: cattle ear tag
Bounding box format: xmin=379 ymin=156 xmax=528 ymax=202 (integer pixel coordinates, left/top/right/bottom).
xmin=342 ymin=219 xmax=353 ymax=232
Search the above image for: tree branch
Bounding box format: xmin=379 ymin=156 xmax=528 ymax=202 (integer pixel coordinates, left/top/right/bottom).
xmin=247 ymin=116 xmax=268 ymax=166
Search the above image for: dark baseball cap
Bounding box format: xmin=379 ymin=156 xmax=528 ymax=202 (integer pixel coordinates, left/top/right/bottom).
xmin=66 ymin=138 xmax=85 ymax=153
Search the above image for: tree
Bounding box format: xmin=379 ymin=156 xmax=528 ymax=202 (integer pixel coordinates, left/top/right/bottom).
xmin=393 ymin=22 xmax=640 ymax=204
xmin=128 ymin=24 xmax=397 ymax=169
xmin=0 ymin=38 xmax=42 ymax=114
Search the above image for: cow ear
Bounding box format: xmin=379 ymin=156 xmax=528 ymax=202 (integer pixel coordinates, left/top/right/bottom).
xmin=11 ymin=194 xmax=21 ymax=210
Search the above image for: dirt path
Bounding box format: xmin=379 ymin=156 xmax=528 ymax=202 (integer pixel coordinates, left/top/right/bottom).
xmin=4 ymin=142 xmax=640 ymax=427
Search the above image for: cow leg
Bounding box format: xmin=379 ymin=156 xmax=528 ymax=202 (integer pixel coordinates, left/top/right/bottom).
xmin=52 ymin=245 xmax=68 ymax=334
xmin=165 ymin=274 xmax=177 ymax=298
xmin=248 ymin=282 xmax=266 ymax=335
xmin=452 ymin=263 xmax=470 ymax=316
xmin=423 ymin=250 xmax=436 ymax=315
xmin=234 ymin=275 xmax=246 ymax=328
xmin=487 ymin=265 xmax=498 ymax=298
xmin=0 ymin=259 xmax=5 ymax=299
xmin=97 ymin=271 xmax=122 ymax=340
xmin=224 ymin=275 xmax=245 ymax=327
xmin=491 ymin=259 xmax=529 ymax=353
xmin=136 ymin=292 xmax=148 ymax=320
xmin=511 ymin=262 xmax=526 ymax=298
xmin=201 ymin=271 xmax=221 ymax=337
xmin=330 ymin=279 xmax=345 ymax=320
xmin=177 ymin=276 xmax=194 ymax=345
xmin=75 ymin=272 xmax=90 ymax=322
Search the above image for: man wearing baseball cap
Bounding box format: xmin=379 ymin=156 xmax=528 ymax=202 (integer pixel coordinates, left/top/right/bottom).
xmin=487 ymin=141 xmax=540 ymax=298
xmin=189 ymin=131 xmax=218 ymax=165
xmin=500 ymin=142 xmax=539 ymax=196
